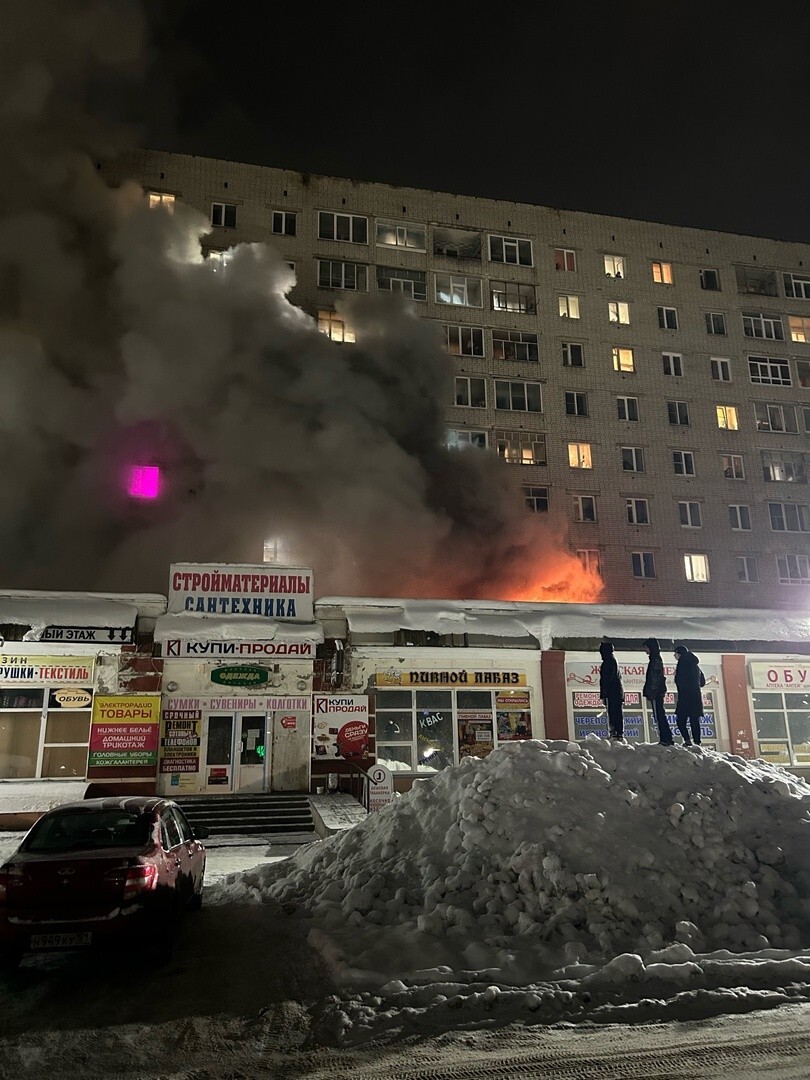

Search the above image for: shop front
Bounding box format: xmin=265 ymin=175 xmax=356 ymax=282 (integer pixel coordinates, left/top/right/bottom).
xmin=747 ymin=660 xmax=810 ymax=770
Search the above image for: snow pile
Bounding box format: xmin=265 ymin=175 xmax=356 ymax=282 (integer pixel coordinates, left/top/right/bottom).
xmin=215 ymin=740 xmax=810 ymax=1041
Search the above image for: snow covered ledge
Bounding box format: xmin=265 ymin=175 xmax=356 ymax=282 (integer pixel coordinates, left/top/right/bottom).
xmin=310 ymin=792 xmax=368 ymax=838
xmin=0 ymin=779 xmax=90 ymax=830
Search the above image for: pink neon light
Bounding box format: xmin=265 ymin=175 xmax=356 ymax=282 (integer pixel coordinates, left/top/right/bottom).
xmin=127 ymin=465 xmax=160 ymax=499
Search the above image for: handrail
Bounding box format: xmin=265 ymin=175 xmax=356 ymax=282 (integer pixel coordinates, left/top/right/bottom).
xmin=337 ymin=759 xmax=373 ymax=812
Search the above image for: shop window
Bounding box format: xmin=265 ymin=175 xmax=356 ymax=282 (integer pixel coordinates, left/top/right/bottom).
xmin=753 ymin=691 xmax=810 ymax=766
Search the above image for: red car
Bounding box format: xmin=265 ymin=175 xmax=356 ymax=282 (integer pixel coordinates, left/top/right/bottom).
xmin=0 ymin=796 xmax=207 ymax=969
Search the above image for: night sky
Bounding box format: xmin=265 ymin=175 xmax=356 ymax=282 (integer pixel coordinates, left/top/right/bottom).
xmin=141 ymin=2 xmax=810 ymax=244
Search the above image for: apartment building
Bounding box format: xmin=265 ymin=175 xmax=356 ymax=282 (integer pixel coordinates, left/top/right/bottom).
xmin=102 ymin=149 xmax=810 ymax=610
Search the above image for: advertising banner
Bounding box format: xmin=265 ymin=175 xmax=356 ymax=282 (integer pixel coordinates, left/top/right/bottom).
xmin=89 ymin=695 xmax=160 ymax=767
xmin=312 ymin=694 xmax=370 ymax=760
xmin=367 ymin=763 xmax=395 ymax=812
xmin=376 ymin=670 xmax=527 ymax=687
xmin=160 ymin=707 xmax=203 ymax=774
xmin=168 ymin=563 xmax=314 ymax=621
xmin=0 ymin=655 xmax=95 ymax=685
xmin=749 ymin=662 xmax=810 ymax=691
xmin=163 ymin=638 xmax=315 ymax=658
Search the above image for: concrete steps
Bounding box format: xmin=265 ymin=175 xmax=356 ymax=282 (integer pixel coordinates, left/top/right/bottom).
xmin=172 ymin=793 xmax=314 ymax=837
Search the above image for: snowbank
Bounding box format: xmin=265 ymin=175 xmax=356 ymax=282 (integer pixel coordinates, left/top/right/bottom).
xmin=214 ymin=739 xmax=810 ymax=1041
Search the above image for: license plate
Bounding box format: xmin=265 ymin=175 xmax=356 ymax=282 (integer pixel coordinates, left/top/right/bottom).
xmin=30 ymin=932 xmax=92 ymax=949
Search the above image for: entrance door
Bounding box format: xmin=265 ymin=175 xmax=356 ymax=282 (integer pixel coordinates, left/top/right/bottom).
xmin=204 ymin=714 xmax=234 ymax=791
xmin=235 ymin=714 xmax=267 ymax=792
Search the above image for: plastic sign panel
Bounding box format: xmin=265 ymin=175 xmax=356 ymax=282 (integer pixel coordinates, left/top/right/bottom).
xmin=0 ymin=655 xmax=95 ymax=684
xmin=89 ymin=695 xmax=160 ymax=767
xmin=168 ymin=563 xmax=314 ymax=621
xmin=368 ymin=764 xmax=394 ymax=812
xmin=312 ymin=695 xmax=370 ymax=760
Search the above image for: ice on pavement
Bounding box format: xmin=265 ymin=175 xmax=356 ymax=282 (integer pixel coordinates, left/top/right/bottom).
xmin=213 ymin=739 xmax=810 ymax=1042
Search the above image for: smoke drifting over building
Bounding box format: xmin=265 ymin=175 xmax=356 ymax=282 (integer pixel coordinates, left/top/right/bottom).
xmin=0 ymin=1 xmax=600 ymax=603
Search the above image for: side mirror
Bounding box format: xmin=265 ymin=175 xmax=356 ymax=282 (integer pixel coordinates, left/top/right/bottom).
xmin=192 ymin=826 xmax=210 ymax=840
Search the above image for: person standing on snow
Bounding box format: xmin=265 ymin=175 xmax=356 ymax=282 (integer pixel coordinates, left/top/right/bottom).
xmin=643 ymin=637 xmax=671 ymax=745
xmin=599 ymin=642 xmax=624 ymax=740
xmin=673 ymin=644 xmax=705 ymax=747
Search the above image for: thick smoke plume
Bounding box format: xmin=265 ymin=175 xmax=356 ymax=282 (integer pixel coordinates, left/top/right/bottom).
xmin=0 ymin=1 xmax=601 ymax=603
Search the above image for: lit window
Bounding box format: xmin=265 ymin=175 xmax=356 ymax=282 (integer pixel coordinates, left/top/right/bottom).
xmin=658 ymin=307 xmax=678 ymax=330
xmin=742 ymin=312 xmax=784 ymax=340
xmin=737 ymin=556 xmax=758 ymax=583
xmin=495 ymin=380 xmax=542 ymax=412
xmin=662 ymin=353 xmax=683 ymax=376
xmin=435 ymin=274 xmax=482 ymax=307
xmin=705 ymin=312 xmax=726 ymax=335
xmin=684 ymin=554 xmax=710 ymax=582
xmin=553 ymin=247 xmax=576 ymax=272
xmin=493 ymin=329 xmax=538 ymax=361
xmin=491 ymin=280 xmax=536 ymax=314
xmin=127 ymin=465 xmax=160 ymax=500
xmin=711 ymin=357 xmax=731 ymax=382
xmin=729 ymin=504 xmax=752 ymax=530
xmin=318 ymin=211 xmax=368 ymax=244
xmin=621 ymin=446 xmax=645 ymax=472
xmin=604 ymin=255 xmax=625 ymax=278
xmin=761 ymin=450 xmax=807 ymax=484
xmin=788 ymin=315 xmax=810 ymax=342
xmin=490 ymin=235 xmax=533 ymax=266
xmin=524 ymin=485 xmax=549 ymax=512
xmin=577 ymin=549 xmax=601 ymax=574
xmin=148 ymin=192 xmax=175 ymax=212
xmin=559 ymin=295 xmax=580 ymax=319
xmin=608 ymin=301 xmax=630 ymax=324
xmin=562 ymin=342 xmax=584 ymax=367
xmin=211 ymin=202 xmax=237 ymax=228
xmin=716 ymin=405 xmax=738 ymax=430
xmin=617 ymin=396 xmax=639 ymax=421
xmin=722 ymin=454 xmax=745 ymax=479
xmin=776 ymin=554 xmax=810 ymax=585
xmin=444 ymin=324 xmax=484 ymax=357
xmin=632 ymin=552 xmax=655 ymax=578
xmin=448 ymin=429 xmax=487 ymax=450
xmin=667 ymin=400 xmax=690 ymax=425
xmin=652 ymin=261 xmax=673 ymax=284
xmin=317 ymin=309 xmax=355 ymax=342
xmin=568 ymin=442 xmax=592 ymax=469
xmin=376 ymin=220 xmax=426 ymax=251
xmin=612 ymin=347 xmax=635 ymax=372
xmin=271 ymin=211 xmax=296 ymax=236
xmin=673 ymin=450 xmax=695 ymax=476
xmin=626 ymin=498 xmax=650 ymax=525
xmin=318 ymin=260 xmax=367 ymax=291
xmin=565 ymin=391 xmax=588 ymax=417
xmin=678 ymin=502 xmax=702 ymax=528
xmin=573 ymin=495 xmax=597 ymax=522
xmin=454 ymin=376 xmax=487 ymax=408
xmin=496 ymin=430 xmax=547 ymax=466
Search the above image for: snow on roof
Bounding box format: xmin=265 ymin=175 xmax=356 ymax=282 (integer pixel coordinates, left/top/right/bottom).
xmin=153 ymin=612 xmax=323 ymax=644
xmin=316 ymin=597 xmax=810 ymax=648
xmin=0 ymin=592 xmax=166 ymax=639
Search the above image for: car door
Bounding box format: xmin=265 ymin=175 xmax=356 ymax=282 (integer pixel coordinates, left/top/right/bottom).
xmin=159 ymin=809 xmax=184 ymax=897
xmin=170 ymin=806 xmax=204 ymax=897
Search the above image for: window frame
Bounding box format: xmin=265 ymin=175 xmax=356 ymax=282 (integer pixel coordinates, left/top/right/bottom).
xmin=673 ymin=450 xmax=696 ymax=476
xmin=684 ymin=553 xmax=710 ymax=583
xmin=524 ymin=485 xmax=549 ymax=512
xmin=678 ymin=501 xmax=702 ymax=528
xmin=271 ymin=210 xmax=296 ymax=236
xmin=711 ymin=357 xmax=732 ymax=382
xmin=562 ymin=341 xmax=584 ymax=367
xmin=559 ymin=294 xmax=581 ymax=319
xmin=564 ymin=390 xmax=588 ymax=417
xmin=631 ymin=551 xmax=656 ymax=578
xmin=612 ymin=347 xmax=635 ymax=373
xmin=658 ymin=306 xmax=679 ymax=330
xmin=716 ymin=405 xmax=739 ymax=430
xmin=494 ymin=379 xmax=543 ymax=413
xmin=568 ymin=441 xmax=593 ymax=469
xmin=652 ymin=261 xmax=674 ymax=285
xmin=617 ymin=395 xmax=639 ymax=422
xmin=211 ymin=202 xmax=237 ymax=228
xmin=553 ymin=247 xmax=576 ymax=272
xmin=729 ymin=504 xmax=752 ymax=531
xmin=317 ymin=259 xmax=368 ymax=292
xmin=454 ymin=375 xmax=487 ymax=409
xmin=444 ymin=324 xmax=485 ymax=357
xmin=667 ymin=400 xmax=690 ymax=426
xmin=318 ymin=210 xmax=368 ymax=245
xmin=662 ymin=352 xmax=684 ymax=376
xmin=621 ymin=446 xmax=645 ymax=473
xmin=573 ymin=494 xmax=597 ymax=522
xmin=489 ymin=235 xmax=533 ymax=266
xmin=626 ymin=497 xmax=650 ymax=525
xmin=722 ymin=453 xmax=745 ymax=480
xmin=435 ymin=273 xmax=483 ymax=308
xmin=705 ymin=312 xmax=727 ymax=335
xmin=748 ymin=356 xmax=792 ymax=386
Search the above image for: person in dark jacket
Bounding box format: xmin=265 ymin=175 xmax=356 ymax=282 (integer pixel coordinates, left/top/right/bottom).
xmin=599 ymin=642 xmax=624 ymax=739
xmin=643 ymin=637 xmax=672 ymax=745
xmin=673 ymin=644 xmax=704 ymax=746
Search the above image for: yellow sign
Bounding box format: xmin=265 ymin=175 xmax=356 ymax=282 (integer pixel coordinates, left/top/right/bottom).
xmin=0 ymin=655 xmax=95 ymax=685
xmin=376 ymin=670 xmax=527 ymax=687
xmin=758 ymin=741 xmax=790 ymax=764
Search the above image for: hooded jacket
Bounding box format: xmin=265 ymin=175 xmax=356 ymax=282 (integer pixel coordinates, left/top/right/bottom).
xmin=642 ymin=637 xmax=667 ymax=700
xmin=599 ymin=642 xmax=623 ymax=702
xmin=674 ymin=647 xmax=704 ymax=719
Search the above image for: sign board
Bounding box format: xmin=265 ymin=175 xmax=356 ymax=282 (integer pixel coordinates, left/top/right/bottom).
xmin=210 ymin=665 xmax=272 ymax=688
xmin=89 ymin=695 xmax=160 ymax=767
xmin=0 ymin=655 xmax=95 ymax=685
xmin=162 ymin=639 xmax=315 ymax=658
xmin=40 ymin=626 xmax=134 ymax=644
xmin=168 ymin=563 xmax=314 ymax=621
xmin=566 ymin=660 xmax=722 ymax=692
xmin=160 ymin=707 xmax=203 ymax=774
xmin=749 ymin=663 xmax=810 ymax=691
xmin=376 ymin=670 xmax=527 ymax=687
xmin=367 ymin=764 xmax=394 ymax=813
xmin=312 ymin=694 xmax=370 ymax=760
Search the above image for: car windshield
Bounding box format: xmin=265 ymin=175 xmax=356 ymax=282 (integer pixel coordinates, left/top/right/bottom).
xmin=23 ymin=810 xmax=153 ymax=852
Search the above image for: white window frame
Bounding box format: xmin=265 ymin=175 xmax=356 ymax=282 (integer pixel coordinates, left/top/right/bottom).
xmin=784 ymin=273 xmax=810 ymax=300
xmin=553 ymin=247 xmax=576 ymax=272
xmin=729 ymin=504 xmax=752 ymax=531
xmin=573 ymin=495 xmax=597 ymax=522
xmin=788 ymin=315 xmax=810 ymax=342
xmin=706 ymin=312 xmax=727 ymax=335
xmin=658 ymin=306 xmax=679 ymax=330
xmin=559 ymin=295 xmax=580 ymax=319
xmin=435 ymin=273 xmax=483 ymax=308
xmin=684 ymin=553 xmax=710 ymax=582
xmin=577 ymin=549 xmax=601 ymax=574
xmin=711 ymin=357 xmax=731 ymax=382
xmin=742 ymin=312 xmax=784 ymax=340
xmin=493 ymin=329 xmax=539 ymax=361
xmin=448 ymin=429 xmax=487 ymax=451
xmin=673 ymin=450 xmax=696 ymax=476
xmin=678 ymin=501 xmax=702 ymax=528
xmin=736 ymin=556 xmax=758 ymax=583
xmin=748 ymin=357 xmax=792 ymax=386
xmin=490 ymin=235 xmax=533 ymax=266
xmin=494 ymin=379 xmax=542 ymax=413
xmin=444 ymin=324 xmax=485 ymax=357
xmin=652 ymin=261 xmax=674 ymax=284
xmin=376 ymin=220 xmax=426 ymax=251
xmin=621 ymin=446 xmax=645 ymax=472
xmin=604 ymin=254 xmax=625 ymax=278
xmin=491 ymin=280 xmax=536 ymax=314
xmin=631 ymin=551 xmax=656 ymax=578
xmin=496 ymin=430 xmax=547 ymax=466
xmin=454 ymin=376 xmax=487 ymax=408
xmin=211 ymin=202 xmax=237 ymax=228
xmin=776 ymin=553 xmax=810 ymax=585
xmin=317 ymin=259 xmax=368 ymax=291
xmin=524 ymin=485 xmax=549 ymax=512
xmin=756 ymin=402 xmax=798 ymax=433
xmin=612 ymin=347 xmax=635 ymax=372
xmin=271 ymin=210 xmax=296 ymax=236
xmin=617 ymin=395 xmax=639 ymax=421
xmin=722 ymin=453 xmax=745 ymax=480
xmin=761 ymin=449 xmax=807 ymax=484
xmin=667 ymin=400 xmax=690 ymax=425
xmin=565 ymin=391 xmax=588 ymax=417
xmin=768 ymin=502 xmax=810 ymax=533
xmin=626 ymin=498 xmax=650 ymax=525
xmin=568 ymin=442 xmax=593 ymax=469
xmin=700 ymin=268 xmax=721 ymax=291
xmin=562 ymin=342 xmax=584 ymax=367
xmin=662 ymin=352 xmax=683 ymax=376
xmin=318 ymin=211 xmax=368 ymax=244
xmin=608 ymin=301 xmax=630 ymax=324
xmin=317 ymin=309 xmax=355 ymax=342
xmin=716 ymin=405 xmax=739 ymax=430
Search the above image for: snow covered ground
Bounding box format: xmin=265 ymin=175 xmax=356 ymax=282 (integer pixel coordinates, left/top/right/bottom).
xmin=4 ymin=740 xmax=810 ymax=1077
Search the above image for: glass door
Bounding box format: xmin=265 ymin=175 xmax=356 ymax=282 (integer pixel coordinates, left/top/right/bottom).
xmin=235 ymin=714 xmax=267 ymax=792
xmin=204 ymin=714 xmax=234 ymax=791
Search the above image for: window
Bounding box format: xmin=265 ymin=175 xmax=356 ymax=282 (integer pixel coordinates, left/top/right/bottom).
xmin=684 ymin=554 xmax=710 ymax=582
xmin=559 ymin=295 xmax=580 ymax=318
xmin=271 ymin=210 xmax=296 ymax=236
xmin=705 ymin=312 xmax=727 ymax=335
xmin=768 ymin=502 xmax=810 ymax=532
xmin=612 ymin=347 xmax=635 ymax=372
xmin=496 ymin=430 xmax=547 ymax=465
xmin=495 ymin=380 xmax=542 ymax=412
xmin=755 ymin=402 xmax=798 ymax=433
xmin=626 ymin=498 xmax=650 ymax=525
xmin=729 ymin=504 xmax=752 ymax=531
xmin=742 ymin=312 xmax=784 ymax=340
xmin=632 ymin=552 xmax=655 ymax=578
xmin=376 ymin=266 xmax=427 ymax=300
xmin=565 ymin=391 xmax=588 ymax=416
xmin=524 ymin=485 xmax=549 ymax=512
xmin=805 ymin=405 xmax=810 ymax=432
xmin=577 ymin=549 xmax=601 ymax=574
xmin=788 ymin=316 xmax=810 ymax=342
xmin=617 ymin=395 xmax=639 ymax=421
xmin=568 ymin=442 xmax=593 ymax=469
xmin=493 ymin=329 xmax=538 ymax=361
xmin=211 ymin=202 xmax=237 ymax=228
xmin=621 ymin=446 xmax=645 ymax=472
xmin=679 ymin=501 xmax=702 ymax=528
xmin=318 ymin=260 xmax=367 ymax=291
xmin=445 ymin=324 xmax=484 ymax=357
xmin=748 ymin=356 xmax=791 ymax=386
xmin=716 ymin=405 xmax=739 ymax=430
xmin=491 ymin=280 xmax=536 ymax=314
xmin=736 ymin=266 xmax=777 ymax=296
xmin=667 ymin=400 xmax=690 ymax=425
xmin=662 ymin=352 xmax=683 ymax=376
xmin=673 ymin=450 xmax=695 ymax=476
xmin=553 ymin=247 xmax=576 ymax=272
xmin=573 ymin=495 xmax=597 ymax=522
xmin=658 ymin=307 xmax=678 ymax=330
xmin=722 ymin=454 xmax=745 ymax=479
xmin=148 ymin=192 xmax=175 ymax=212
xmin=652 ymin=261 xmax=673 ymax=284
xmin=448 ymin=429 xmax=487 ymax=450
xmin=604 ymin=255 xmax=625 ymax=278
xmin=783 ymin=272 xmax=810 ymax=299
xmin=376 ymin=220 xmax=426 ymax=251
xmin=776 ymin=554 xmax=810 ymax=585
xmin=562 ymin=342 xmax=584 ymax=367
xmin=433 ymin=226 xmax=482 ymax=260
xmin=609 ymin=301 xmax=630 ymax=324
xmin=711 ymin=357 xmax=731 ymax=382
xmin=455 ymin=376 xmax=487 ymax=408
xmin=490 ymin=235 xmax=533 ymax=265
xmin=318 ymin=211 xmax=367 ymax=244
xmin=700 ymin=268 xmax=720 ymax=291
xmin=799 ymin=361 xmax=810 ymax=388
xmin=317 ymin=309 xmax=355 ymax=342
xmin=762 ymin=450 xmax=807 ymax=484
xmin=435 ymin=273 xmax=482 ymax=307
xmin=737 ymin=556 xmax=758 ymax=583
